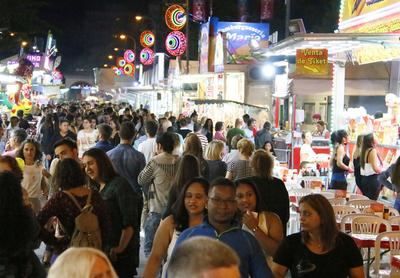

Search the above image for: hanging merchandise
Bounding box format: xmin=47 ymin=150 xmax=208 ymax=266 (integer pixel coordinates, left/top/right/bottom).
xmin=165 ymin=4 xmax=187 ymax=31
xmin=140 ymin=48 xmax=155 ymax=65
xmin=124 ymin=49 xmax=135 ymax=63
xmin=116 ymin=57 xmax=126 ymax=68
xmin=165 ymin=31 xmax=187 ymax=56
xmin=260 ymin=0 xmax=274 ymax=21
xmin=192 ymin=0 xmax=207 ymax=22
xmin=140 ymin=31 xmax=155 ymax=48
xmin=123 ymin=63 xmax=135 ymax=76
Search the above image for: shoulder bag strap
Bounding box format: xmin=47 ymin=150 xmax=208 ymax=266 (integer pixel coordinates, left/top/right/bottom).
xmin=63 ymin=191 xmax=82 ymax=210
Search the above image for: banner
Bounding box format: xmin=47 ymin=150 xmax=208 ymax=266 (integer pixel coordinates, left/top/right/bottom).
xmin=341 ymin=0 xmax=398 ymax=22
xmin=217 ymin=22 xmax=269 ymax=64
xmin=340 ymin=0 xmax=400 ymax=33
xmin=192 ymin=0 xmax=207 ymax=22
xmin=260 ymin=0 xmax=274 ymax=21
xmin=199 ymin=22 xmax=210 ymax=73
xmin=238 ymin=0 xmax=249 ymax=22
xmin=296 ymin=49 xmax=329 ymax=76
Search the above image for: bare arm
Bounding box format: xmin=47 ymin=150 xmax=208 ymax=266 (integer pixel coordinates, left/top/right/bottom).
xmin=143 ymin=217 xmax=174 ymax=278
xmin=225 ymin=171 xmax=233 ymax=180
xmin=336 ymin=145 xmax=351 ymax=171
xmin=271 ymin=263 xmax=288 ymax=278
xmin=369 ymin=149 xmax=383 ymax=174
xmin=250 ymin=212 xmax=283 ymax=257
xmin=110 ymin=226 xmax=134 ymax=259
xmin=349 ymin=266 xmax=365 ymax=278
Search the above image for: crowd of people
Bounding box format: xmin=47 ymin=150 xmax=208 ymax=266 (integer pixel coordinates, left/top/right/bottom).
xmin=0 ymin=102 xmax=365 ymax=277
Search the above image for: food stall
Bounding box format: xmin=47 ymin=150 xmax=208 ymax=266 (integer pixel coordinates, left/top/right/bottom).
xmin=256 ymin=1 xmax=400 ymax=197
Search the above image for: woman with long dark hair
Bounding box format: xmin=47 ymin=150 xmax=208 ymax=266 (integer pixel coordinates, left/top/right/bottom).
xmin=330 ymin=130 xmax=352 ymax=190
xmin=235 ymin=178 xmax=283 ymax=267
xmin=378 ymin=156 xmax=400 ymax=211
xmin=37 ymin=159 xmax=110 ymax=257
xmin=82 ymin=148 xmax=138 ymax=277
xmin=360 ymin=133 xmax=383 ymax=200
xmin=273 ymin=194 xmax=364 ymax=278
xmin=162 ymin=154 xmax=201 ymax=218
xmin=0 ymin=172 xmax=45 ymax=277
xmin=183 ymin=133 xmax=209 ymax=177
xmin=143 ymin=177 xmax=209 ymax=278
xmin=202 ymin=118 xmax=214 ymax=142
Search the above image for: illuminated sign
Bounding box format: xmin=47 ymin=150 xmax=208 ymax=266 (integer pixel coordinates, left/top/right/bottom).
xmin=296 ymin=49 xmax=329 ymax=76
xmin=26 ymin=54 xmax=42 ymax=68
xmin=217 ymin=22 xmax=269 ymax=64
xmin=339 ymin=0 xmax=400 ymax=32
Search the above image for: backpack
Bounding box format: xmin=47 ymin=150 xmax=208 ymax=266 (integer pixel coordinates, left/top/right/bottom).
xmin=63 ymin=190 xmax=102 ymax=250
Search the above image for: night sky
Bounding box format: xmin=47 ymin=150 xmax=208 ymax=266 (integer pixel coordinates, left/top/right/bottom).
xmin=0 ymin=0 xmax=339 ymax=73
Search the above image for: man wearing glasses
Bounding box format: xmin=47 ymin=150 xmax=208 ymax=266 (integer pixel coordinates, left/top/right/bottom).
xmin=174 ymin=177 xmax=272 ymax=278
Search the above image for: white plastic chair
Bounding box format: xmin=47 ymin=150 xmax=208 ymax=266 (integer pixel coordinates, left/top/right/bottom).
xmin=390 ymin=216 xmax=400 ymax=226
xmin=333 ymin=205 xmax=360 ymax=222
xmin=348 ymin=193 xmax=369 ymax=200
xmin=388 ymin=207 xmax=400 ymax=217
xmin=340 ymin=213 xmax=379 ymax=233
xmin=328 ymin=198 xmax=347 ymax=206
xmin=347 ymin=199 xmax=377 ymax=211
xmin=351 ymin=216 xmax=391 ymax=234
xmin=288 ymin=188 xmax=313 ymax=201
xmin=319 ymin=191 xmax=335 ymax=199
xmin=373 ymin=231 xmax=400 ymax=277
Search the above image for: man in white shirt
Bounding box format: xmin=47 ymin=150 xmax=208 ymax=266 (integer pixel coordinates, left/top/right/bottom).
xmin=138 ymin=120 xmax=159 ymax=163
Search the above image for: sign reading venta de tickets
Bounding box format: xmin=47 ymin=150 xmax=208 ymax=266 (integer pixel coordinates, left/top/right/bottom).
xmin=296 ymin=49 xmax=329 ymax=76
xmin=217 ymin=22 xmax=269 ymax=64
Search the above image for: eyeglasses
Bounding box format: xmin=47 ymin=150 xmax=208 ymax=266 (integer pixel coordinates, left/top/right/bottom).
xmin=209 ymin=197 xmax=237 ymax=206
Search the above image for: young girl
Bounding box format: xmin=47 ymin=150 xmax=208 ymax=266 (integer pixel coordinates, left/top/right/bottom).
xmin=17 ymin=139 xmax=50 ymax=214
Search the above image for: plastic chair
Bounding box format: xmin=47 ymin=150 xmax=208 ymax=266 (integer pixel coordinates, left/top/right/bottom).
xmin=348 ymin=193 xmax=369 ymax=200
xmin=328 ymin=198 xmax=347 ymax=206
xmin=351 ymin=216 xmax=391 ymax=234
xmin=333 ymin=205 xmax=360 ymax=222
xmin=388 ymin=207 xmax=400 ymax=217
xmin=340 ymin=213 xmax=379 ymax=233
xmin=288 ymin=188 xmax=313 ymax=202
xmin=373 ymin=231 xmax=400 ymax=277
xmin=347 ymin=199 xmax=377 ymax=211
xmin=319 ymin=191 xmax=335 ymax=199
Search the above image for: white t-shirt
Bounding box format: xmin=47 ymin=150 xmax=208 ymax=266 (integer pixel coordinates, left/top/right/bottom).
xmin=77 ymin=129 xmax=98 ymax=157
xmin=300 ymin=143 xmax=317 ymax=163
xmin=22 ymin=163 xmax=43 ymax=198
xmin=138 ymin=137 xmax=157 ymax=163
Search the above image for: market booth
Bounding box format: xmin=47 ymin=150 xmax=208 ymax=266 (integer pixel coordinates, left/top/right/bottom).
xmin=259 ymin=0 xmax=400 ymax=176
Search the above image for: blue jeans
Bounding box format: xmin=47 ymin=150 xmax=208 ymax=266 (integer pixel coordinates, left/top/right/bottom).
xmin=143 ymin=212 xmax=161 ymax=256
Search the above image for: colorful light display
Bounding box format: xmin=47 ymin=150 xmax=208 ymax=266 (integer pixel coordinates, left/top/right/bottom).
xmin=165 ymin=31 xmax=187 ymax=56
xmin=140 ymin=31 xmax=155 ymax=48
xmin=123 ymin=63 xmax=135 ymax=76
xmin=117 ymin=57 xmax=126 ymax=68
xmin=140 ymin=48 xmax=155 ymax=65
xmin=123 ymin=49 xmax=135 ymax=63
xmin=165 ymin=4 xmax=187 ymax=31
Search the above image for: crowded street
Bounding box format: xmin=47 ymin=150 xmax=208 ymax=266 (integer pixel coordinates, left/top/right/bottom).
xmin=2 ymin=0 xmax=400 ymax=277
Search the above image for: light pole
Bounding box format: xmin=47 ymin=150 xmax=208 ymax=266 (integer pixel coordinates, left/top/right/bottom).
xmin=285 ymin=0 xmax=291 ymax=38
xmin=119 ymin=34 xmax=137 ymax=52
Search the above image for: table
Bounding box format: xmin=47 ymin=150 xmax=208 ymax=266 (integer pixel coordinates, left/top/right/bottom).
xmin=351 ymin=234 xmax=390 ymax=278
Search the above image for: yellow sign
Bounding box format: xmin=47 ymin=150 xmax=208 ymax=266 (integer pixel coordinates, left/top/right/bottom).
xmin=353 ymin=45 xmax=400 ymax=65
xmin=296 ymin=49 xmax=329 ymax=76
xmin=340 ymin=0 xmax=398 ymax=22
